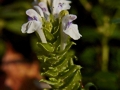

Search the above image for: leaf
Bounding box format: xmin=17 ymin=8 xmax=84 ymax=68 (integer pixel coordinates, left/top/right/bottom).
xmin=60 ymin=69 xmax=81 ymax=90
xmin=59 ymin=65 xmax=81 ymax=81
xmin=43 ymin=29 xmax=55 ymax=42
xmin=37 ymin=42 xmax=54 ymax=53
xmin=85 ymin=82 xmax=97 ymax=90
xmin=43 ymin=21 xmax=53 ymax=32
xmin=49 ymin=14 xmax=55 ymax=23
xmin=40 ymin=79 xmax=59 ymax=86
xmin=41 ymin=68 xmax=58 ymax=77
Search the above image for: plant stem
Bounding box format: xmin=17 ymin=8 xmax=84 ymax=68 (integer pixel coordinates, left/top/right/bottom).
xmin=101 ymin=37 xmax=109 ymax=72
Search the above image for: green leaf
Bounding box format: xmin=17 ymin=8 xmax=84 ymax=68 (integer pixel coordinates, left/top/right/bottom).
xmin=49 ymin=14 xmax=55 ymax=23
xmin=41 ymin=68 xmax=58 ymax=77
xmin=59 ymin=65 xmax=81 ymax=81
xmin=53 ymin=38 xmax=61 ymax=52
xmin=60 ymin=69 xmax=81 ymax=90
xmin=43 ymin=21 xmax=53 ymax=32
xmin=85 ymin=82 xmax=97 ymax=90
xmin=40 ymin=79 xmax=60 ymax=86
xmin=43 ymin=29 xmax=55 ymax=42
xmin=37 ymin=42 xmax=54 ymax=53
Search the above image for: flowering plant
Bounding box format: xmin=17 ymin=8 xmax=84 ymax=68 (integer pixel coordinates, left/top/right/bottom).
xmin=21 ymin=0 xmax=82 ymax=89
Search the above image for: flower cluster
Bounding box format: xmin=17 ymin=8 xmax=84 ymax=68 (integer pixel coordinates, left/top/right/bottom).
xmin=21 ymin=0 xmax=82 ymax=50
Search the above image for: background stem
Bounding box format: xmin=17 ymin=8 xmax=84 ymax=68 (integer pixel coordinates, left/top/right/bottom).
xmin=101 ymin=37 xmax=109 ymax=72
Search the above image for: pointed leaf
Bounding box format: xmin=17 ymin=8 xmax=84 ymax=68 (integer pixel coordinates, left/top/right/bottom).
xmin=37 ymin=42 xmax=54 ymax=53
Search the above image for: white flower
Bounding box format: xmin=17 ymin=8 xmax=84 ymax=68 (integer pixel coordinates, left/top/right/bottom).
xmin=21 ymin=9 xmax=47 ymax=43
xmin=38 ymin=2 xmax=50 ymax=19
xmin=62 ymin=14 xmax=82 ymax=40
xmin=60 ymin=14 xmax=82 ymax=50
xmin=52 ymin=0 xmax=71 ymax=18
xmin=21 ymin=20 xmax=41 ymax=34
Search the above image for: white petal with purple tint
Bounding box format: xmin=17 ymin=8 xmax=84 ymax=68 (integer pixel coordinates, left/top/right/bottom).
xmin=62 ymin=14 xmax=81 ymax=40
xmin=52 ymin=0 xmax=71 ymax=18
xmin=39 ymin=2 xmax=50 ymax=15
xmin=62 ymin=14 xmax=77 ymax=24
xmin=21 ymin=20 xmax=41 ymax=33
xmin=26 ymin=9 xmax=39 ymax=21
xmin=34 ymin=6 xmax=44 ymax=17
xmin=63 ymin=24 xmax=82 ymax=40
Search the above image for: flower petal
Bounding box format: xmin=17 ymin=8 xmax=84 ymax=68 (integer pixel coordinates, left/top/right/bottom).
xmin=62 ymin=14 xmax=77 ymax=23
xmin=21 ymin=20 xmax=41 ymax=34
xmin=34 ymin=6 xmax=44 ymax=17
xmin=59 ymin=0 xmax=71 ymax=10
xmin=63 ymin=24 xmax=82 ymax=40
xmin=39 ymin=2 xmax=50 ymax=15
xmin=26 ymin=9 xmax=39 ymax=20
xmin=52 ymin=0 xmax=59 ymax=15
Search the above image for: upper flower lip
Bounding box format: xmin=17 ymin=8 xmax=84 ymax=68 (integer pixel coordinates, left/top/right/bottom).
xmin=38 ymin=2 xmax=50 ymax=15
xmin=34 ymin=6 xmax=44 ymax=18
xmin=62 ymin=14 xmax=77 ymax=23
xmin=26 ymin=9 xmax=40 ymax=21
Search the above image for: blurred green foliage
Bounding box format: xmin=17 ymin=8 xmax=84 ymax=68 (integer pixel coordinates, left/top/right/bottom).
xmin=1 ymin=0 xmax=120 ymax=89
